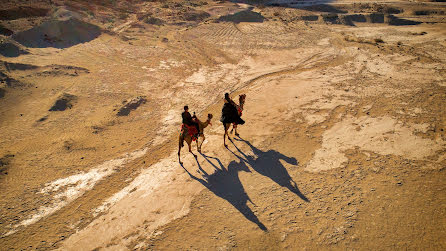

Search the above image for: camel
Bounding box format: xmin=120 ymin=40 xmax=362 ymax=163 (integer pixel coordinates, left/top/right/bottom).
xmin=178 ymin=113 xmax=213 ymax=164
xmin=223 ymin=94 xmax=246 ymax=147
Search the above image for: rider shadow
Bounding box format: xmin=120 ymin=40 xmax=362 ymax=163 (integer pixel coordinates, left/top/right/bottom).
xmin=181 ymin=156 xmax=267 ymax=231
xmin=229 ymin=137 xmax=310 ymax=202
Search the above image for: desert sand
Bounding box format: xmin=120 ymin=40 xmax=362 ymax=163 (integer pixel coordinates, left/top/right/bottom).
xmin=0 ymin=0 xmax=445 ymax=250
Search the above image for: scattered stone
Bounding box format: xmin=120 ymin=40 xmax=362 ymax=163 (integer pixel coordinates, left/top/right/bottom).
xmin=0 ymin=154 xmax=14 ymax=175
xmin=280 ymin=232 xmax=287 ymax=242
xmin=0 ymin=70 xmax=27 ymax=88
xmin=182 ymin=10 xmax=210 ymax=22
xmin=144 ymin=16 xmax=164 ymax=25
xmin=37 ymin=115 xmax=48 ymax=122
xmin=91 ymin=126 xmax=104 ymax=134
xmin=217 ymin=9 xmax=265 ymax=23
xmin=0 ymin=26 xmax=14 ymax=36
xmin=63 ymin=140 xmax=73 ymax=150
xmin=49 ymin=93 xmax=77 ymax=111
xmin=0 ymin=40 xmax=29 ymax=57
xmin=31 ymin=65 xmax=89 ymax=77
xmin=117 ymin=96 xmax=147 ymax=116
xmin=371 ymin=166 xmax=380 ymax=173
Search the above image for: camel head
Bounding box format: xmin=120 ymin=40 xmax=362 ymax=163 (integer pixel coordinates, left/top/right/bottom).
xmin=239 ymin=94 xmax=246 ymax=106
xmin=207 ymin=113 xmax=213 ymax=121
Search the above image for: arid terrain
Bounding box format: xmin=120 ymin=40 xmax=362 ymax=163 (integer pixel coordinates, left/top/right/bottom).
xmin=0 ymin=0 xmax=445 ymax=250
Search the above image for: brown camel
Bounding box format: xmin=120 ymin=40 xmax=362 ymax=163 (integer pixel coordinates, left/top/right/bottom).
xmin=179 ymin=113 xmax=213 ymax=164
xmin=224 ymin=94 xmax=246 ymax=147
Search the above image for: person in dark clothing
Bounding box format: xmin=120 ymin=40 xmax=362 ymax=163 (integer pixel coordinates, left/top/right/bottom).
xmin=221 ymin=93 xmax=245 ymax=125
xmin=221 ymin=93 xmax=245 ymax=147
xmin=182 ymin=106 xmax=199 ymax=136
xmin=182 ymin=105 xmax=193 ymax=125
xmin=225 ymin=93 xmax=236 ymax=106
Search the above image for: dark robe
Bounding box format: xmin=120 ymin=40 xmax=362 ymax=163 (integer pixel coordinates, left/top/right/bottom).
xmin=182 ymin=111 xmax=193 ymax=125
xmin=220 ymin=102 xmax=245 ymax=125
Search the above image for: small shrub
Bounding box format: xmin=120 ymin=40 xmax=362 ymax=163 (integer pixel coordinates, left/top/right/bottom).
xmin=118 ymin=13 xmax=129 ymax=20
xmin=374 ymin=38 xmax=384 ymax=43
xmin=145 ymin=16 xmax=164 ymax=25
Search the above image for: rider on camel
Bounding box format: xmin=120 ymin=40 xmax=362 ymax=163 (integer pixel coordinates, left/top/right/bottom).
xmin=224 ymin=93 xmax=237 ymax=107
xmin=182 ymin=105 xmax=200 ymax=138
xmin=221 ymin=93 xmax=245 ymax=125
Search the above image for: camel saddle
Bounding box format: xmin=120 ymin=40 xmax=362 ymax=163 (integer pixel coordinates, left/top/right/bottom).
xmin=181 ymin=124 xmax=199 ymax=141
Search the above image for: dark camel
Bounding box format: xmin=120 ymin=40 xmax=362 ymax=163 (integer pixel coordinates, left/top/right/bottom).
xmin=224 ymin=94 xmax=246 ymax=147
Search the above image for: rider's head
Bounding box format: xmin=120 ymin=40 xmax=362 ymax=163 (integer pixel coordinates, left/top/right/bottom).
xmin=224 ymin=93 xmax=230 ymax=101
xmin=184 ymin=105 xmax=189 ymax=111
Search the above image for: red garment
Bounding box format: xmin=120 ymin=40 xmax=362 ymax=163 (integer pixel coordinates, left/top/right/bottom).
xmin=232 ymin=106 xmax=243 ymax=126
xmin=181 ymin=124 xmax=198 ymax=141
xmin=237 ymin=106 xmax=243 ymax=116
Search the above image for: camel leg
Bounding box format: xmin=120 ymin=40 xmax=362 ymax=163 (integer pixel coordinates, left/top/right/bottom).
xmin=224 ymin=124 xmax=230 ymax=147
xmin=197 ymin=135 xmax=205 ymax=153
xmin=234 ymin=124 xmax=239 ymax=137
xmin=223 ymin=124 xmax=227 ymax=147
xmin=188 ymin=141 xmax=197 ymax=159
xmin=178 ymin=135 xmax=183 ymax=164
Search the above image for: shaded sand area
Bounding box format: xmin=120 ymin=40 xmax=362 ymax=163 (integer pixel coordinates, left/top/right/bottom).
xmin=0 ymin=0 xmax=445 ymax=250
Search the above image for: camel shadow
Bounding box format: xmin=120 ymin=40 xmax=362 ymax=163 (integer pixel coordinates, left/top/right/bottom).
xmin=229 ymin=137 xmax=309 ymax=202
xmin=182 ymin=155 xmax=267 ymax=231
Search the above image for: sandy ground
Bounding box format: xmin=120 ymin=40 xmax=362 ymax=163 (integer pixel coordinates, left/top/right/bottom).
xmin=0 ymin=0 xmax=445 ymax=250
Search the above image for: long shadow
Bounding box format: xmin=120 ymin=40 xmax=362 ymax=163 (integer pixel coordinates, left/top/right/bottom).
xmin=217 ymin=1 xmax=344 ymax=25
xmin=230 ymin=137 xmax=310 ymax=202
xmin=12 ymin=18 xmax=101 ymax=49
xmin=217 ymin=7 xmax=266 ymax=23
xmin=228 ymin=1 xmax=421 ymax=27
xmin=181 ymin=155 xmax=267 ymax=231
xmin=230 ymin=0 xmax=345 ymax=13
xmin=388 ymin=15 xmax=422 ymax=26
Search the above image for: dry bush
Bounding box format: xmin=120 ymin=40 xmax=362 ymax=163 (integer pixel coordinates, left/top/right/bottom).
xmin=374 ymin=38 xmax=384 ymax=43
xmin=344 ymin=35 xmax=385 ymax=45
xmin=144 ymin=16 xmax=164 ymax=25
